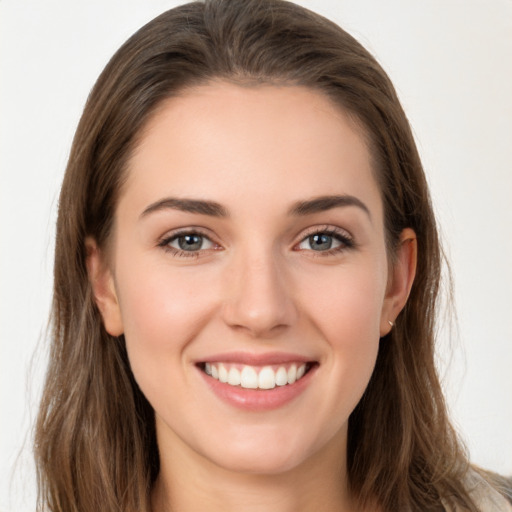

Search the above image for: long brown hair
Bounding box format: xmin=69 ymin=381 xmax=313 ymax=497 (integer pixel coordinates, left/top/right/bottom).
xmin=35 ymin=1 xmax=481 ymax=510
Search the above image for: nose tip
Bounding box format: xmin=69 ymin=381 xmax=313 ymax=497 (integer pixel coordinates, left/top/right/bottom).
xmin=227 ymin=305 xmax=287 ymax=338
xmin=221 ymin=255 xmax=297 ymax=338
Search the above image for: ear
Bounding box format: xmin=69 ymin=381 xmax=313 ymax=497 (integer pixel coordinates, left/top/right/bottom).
xmin=380 ymin=228 xmax=417 ymax=337
xmin=85 ymin=237 xmax=124 ymax=336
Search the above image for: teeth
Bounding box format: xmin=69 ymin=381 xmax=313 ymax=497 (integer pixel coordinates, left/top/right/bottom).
xmin=228 ymin=367 xmax=241 ymax=386
xmin=275 ymin=366 xmax=288 ymax=386
xmin=287 ymin=364 xmax=297 ymax=384
xmin=204 ymin=362 xmax=309 ymax=389
xmin=258 ymin=366 xmax=275 ymax=389
xmin=218 ymin=364 xmax=228 ymax=383
xmin=240 ymin=366 xmax=258 ymax=389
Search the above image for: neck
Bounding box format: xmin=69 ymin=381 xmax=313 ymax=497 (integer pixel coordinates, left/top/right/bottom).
xmin=151 ymin=425 xmax=363 ymax=512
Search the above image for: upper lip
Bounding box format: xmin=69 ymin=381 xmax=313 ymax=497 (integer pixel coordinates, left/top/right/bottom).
xmin=197 ymin=351 xmax=315 ymax=366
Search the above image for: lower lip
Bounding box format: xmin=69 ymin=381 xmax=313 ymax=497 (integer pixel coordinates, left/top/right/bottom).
xmin=198 ymin=365 xmax=317 ymax=411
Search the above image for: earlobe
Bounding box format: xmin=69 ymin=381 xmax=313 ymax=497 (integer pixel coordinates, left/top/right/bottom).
xmin=380 ymin=228 xmax=417 ymax=336
xmin=85 ymin=237 xmax=124 ymax=336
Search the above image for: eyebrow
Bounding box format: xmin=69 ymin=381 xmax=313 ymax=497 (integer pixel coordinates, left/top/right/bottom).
xmin=139 ymin=194 xmax=370 ymax=220
xmin=140 ymin=197 xmax=228 ymax=219
xmin=288 ymin=195 xmax=371 ymax=219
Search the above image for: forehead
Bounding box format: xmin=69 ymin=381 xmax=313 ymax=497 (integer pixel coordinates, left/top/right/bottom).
xmin=122 ymin=82 xmax=382 ymax=219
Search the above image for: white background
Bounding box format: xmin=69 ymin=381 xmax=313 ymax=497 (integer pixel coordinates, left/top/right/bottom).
xmin=1 ymin=1 xmax=511 ymax=510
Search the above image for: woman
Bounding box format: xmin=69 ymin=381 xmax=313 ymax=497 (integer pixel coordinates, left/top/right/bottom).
xmin=34 ymin=1 xmax=511 ymax=511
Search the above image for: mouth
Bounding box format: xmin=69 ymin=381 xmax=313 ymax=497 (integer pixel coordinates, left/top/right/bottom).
xmin=195 ymin=352 xmax=319 ymax=410
xmin=198 ymin=361 xmax=316 ymax=390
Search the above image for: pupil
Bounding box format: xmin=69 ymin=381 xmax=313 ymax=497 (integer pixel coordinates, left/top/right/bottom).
xmin=178 ymin=234 xmax=202 ymax=251
xmin=310 ymin=234 xmax=332 ymax=251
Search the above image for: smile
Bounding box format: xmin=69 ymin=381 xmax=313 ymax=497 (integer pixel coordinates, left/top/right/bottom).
xmin=202 ymin=362 xmax=310 ymax=390
xmin=197 ymin=353 xmax=318 ymax=410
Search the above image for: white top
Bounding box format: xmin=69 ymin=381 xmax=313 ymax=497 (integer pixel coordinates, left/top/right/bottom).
xmin=464 ymin=471 xmax=512 ymax=511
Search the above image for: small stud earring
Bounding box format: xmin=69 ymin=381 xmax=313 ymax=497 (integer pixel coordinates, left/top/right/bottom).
xmin=388 ymin=320 xmax=394 ymax=327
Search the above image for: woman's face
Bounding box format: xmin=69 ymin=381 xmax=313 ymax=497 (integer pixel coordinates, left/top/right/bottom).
xmin=90 ymin=83 xmax=414 ymax=475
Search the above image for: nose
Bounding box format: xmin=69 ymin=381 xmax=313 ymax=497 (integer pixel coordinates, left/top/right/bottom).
xmin=221 ymin=250 xmax=298 ymax=338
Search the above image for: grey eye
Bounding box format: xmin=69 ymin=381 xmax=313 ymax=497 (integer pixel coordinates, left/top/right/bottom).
xmin=309 ymin=234 xmax=333 ymax=251
xmin=170 ymin=234 xmax=214 ymax=251
xmin=298 ymin=233 xmax=342 ymax=251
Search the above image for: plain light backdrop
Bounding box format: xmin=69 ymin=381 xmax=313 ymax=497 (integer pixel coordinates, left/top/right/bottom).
xmin=1 ymin=1 xmax=511 ymax=510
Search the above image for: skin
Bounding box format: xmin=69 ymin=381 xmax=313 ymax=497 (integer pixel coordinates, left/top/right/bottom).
xmin=87 ymin=83 xmax=417 ymax=512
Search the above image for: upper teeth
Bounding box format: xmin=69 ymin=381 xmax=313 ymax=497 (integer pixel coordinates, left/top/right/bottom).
xmin=204 ymin=362 xmax=307 ymax=389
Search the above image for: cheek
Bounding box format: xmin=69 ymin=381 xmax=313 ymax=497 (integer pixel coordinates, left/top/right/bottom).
xmin=117 ymin=253 xmax=216 ymax=330
xmin=301 ymin=260 xmax=387 ymax=343
xmin=113 ymin=261 xmax=217 ymax=388
xmin=298 ymin=261 xmax=385 ymax=410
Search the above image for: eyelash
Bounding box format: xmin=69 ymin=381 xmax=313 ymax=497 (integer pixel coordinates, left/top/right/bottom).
xmin=157 ymin=226 xmax=355 ymax=259
xmin=158 ymin=229 xmax=218 ymax=259
xmin=294 ymin=226 xmax=355 ymax=257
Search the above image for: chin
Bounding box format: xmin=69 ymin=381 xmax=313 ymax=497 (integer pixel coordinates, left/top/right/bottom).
xmin=200 ymin=426 xmax=325 ymax=476
xmin=214 ymin=447 xmax=308 ymax=476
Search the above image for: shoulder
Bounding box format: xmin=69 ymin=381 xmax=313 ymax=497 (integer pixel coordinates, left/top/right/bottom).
xmin=463 ymin=470 xmax=512 ymax=512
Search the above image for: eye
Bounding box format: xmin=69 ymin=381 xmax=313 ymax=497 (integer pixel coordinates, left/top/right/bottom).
xmin=167 ymin=233 xmax=214 ymax=252
xmin=299 ymin=233 xmax=340 ymax=251
xmin=296 ymin=228 xmax=354 ymax=254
